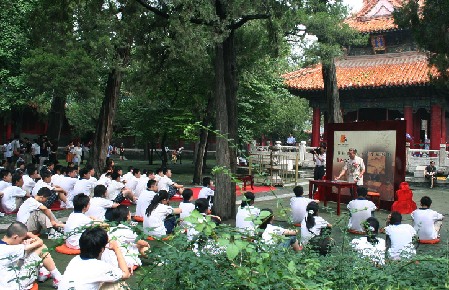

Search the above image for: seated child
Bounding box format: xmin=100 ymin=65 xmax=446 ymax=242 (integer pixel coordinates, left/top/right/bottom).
xmin=31 ymin=171 xmax=67 ymax=208
xmin=16 ymin=187 xmax=64 ymax=238
xmin=300 ymin=201 xmax=332 ymax=250
xmin=101 ymin=205 xmax=149 ymax=271
xmin=54 ymin=167 xmax=78 ymax=207
xmin=351 ymin=217 xmax=386 ymax=266
xmin=411 ymin=196 xmax=444 ymax=241
xmin=236 ymin=192 xmax=260 ymax=235
xmin=179 ymin=188 xmax=196 ymax=226
xmin=0 ymin=222 xmax=63 ymax=289
xmin=347 ymin=187 xmax=376 ymax=232
xmin=259 ymin=208 xmax=301 ymax=252
xmin=135 ymin=179 xmax=157 ymax=218
xmin=197 ymin=177 xmax=214 ymax=208
xmin=186 ymin=198 xmax=222 ymax=241
xmin=1 ymin=172 xmax=29 ymax=213
xmin=58 ymin=227 xmax=131 ymax=290
xmin=143 ymin=190 xmax=182 ymax=237
xmin=0 ymin=169 xmax=12 ymax=191
xmin=107 ymin=171 xmax=135 ymax=203
xmin=385 ymin=211 xmax=417 ymax=260
xmin=85 ymin=185 xmax=119 ymax=221
xmin=22 ymin=164 xmax=40 ymax=195
xmin=290 ymin=185 xmax=318 ymax=224
xmin=64 ymin=194 xmax=94 ymax=249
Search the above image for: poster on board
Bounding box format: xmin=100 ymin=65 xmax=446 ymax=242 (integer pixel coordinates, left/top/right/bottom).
xmin=333 ymin=130 xmax=396 ymax=201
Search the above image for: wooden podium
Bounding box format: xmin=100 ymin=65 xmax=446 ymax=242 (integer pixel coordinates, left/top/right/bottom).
xmin=308 ymin=180 xmax=357 ymax=215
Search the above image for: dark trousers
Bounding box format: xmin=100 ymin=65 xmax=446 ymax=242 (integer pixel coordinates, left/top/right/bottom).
xmin=313 ymin=165 xmax=325 ymax=192
xmin=43 ymin=191 xmax=59 ymax=208
xmin=164 ymin=215 xmax=177 ymax=234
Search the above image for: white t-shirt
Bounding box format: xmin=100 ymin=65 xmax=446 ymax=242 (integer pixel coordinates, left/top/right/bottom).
xmin=31 ymin=179 xmax=52 ymax=196
xmin=262 ymin=224 xmax=287 ymax=245
xmin=135 ymin=190 xmax=156 ymax=217
xmin=51 ymin=174 xmax=63 ymax=186
xmin=122 ymin=172 xmax=133 ymax=184
xmin=73 ymin=178 xmax=96 ymax=197
xmin=0 ymin=243 xmax=34 ymax=290
xmin=107 ymin=180 xmax=125 ymax=201
xmin=179 ymin=202 xmax=195 ymax=219
xmin=134 ymin=176 xmax=149 ymax=198
xmin=143 ymin=203 xmax=174 ymax=237
xmin=22 ymin=175 xmax=36 ymax=194
xmin=235 ymin=206 xmax=261 ymax=233
xmin=4 ymin=143 xmax=12 ymax=158
xmin=101 ymin=225 xmax=141 ymax=268
xmin=342 ymin=155 xmax=365 ymax=185
xmin=58 ymin=256 xmax=123 ymax=290
xmin=0 ymin=180 xmax=11 ymax=192
xmin=97 ymin=175 xmax=112 ymax=187
xmin=412 ymin=208 xmax=443 ymax=240
xmin=17 ymin=198 xmax=42 ymax=224
xmin=300 ymin=216 xmax=330 ymax=245
xmin=384 ymin=224 xmax=416 ymax=260
xmin=1 ymin=186 xmax=26 ymax=213
xmin=84 ymin=197 xmax=114 ymax=221
xmin=157 ymin=176 xmax=173 ymax=192
xmin=58 ymin=176 xmax=78 ymax=196
xmin=347 ymin=199 xmax=376 ymax=232
xmin=126 ymin=176 xmax=139 ymax=193
xmin=32 ymin=142 xmax=40 ymax=155
xmin=351 ymin=236 xmax=386 ymax=265
xmin=290 ymin=196 xmax=315 ymax=224
xmin=198 ymin=187 xmax=214 ymax=199
xmin=64 ymin=212 xmax=93 ymax=249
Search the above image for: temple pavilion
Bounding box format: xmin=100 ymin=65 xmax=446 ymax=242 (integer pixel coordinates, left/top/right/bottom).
xmin=283 ymin=0 xmax=446 ymax=150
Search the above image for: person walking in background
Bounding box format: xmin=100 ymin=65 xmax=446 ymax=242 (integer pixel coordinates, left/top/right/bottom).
xmin=119 ymin=143 xmax=125 ymax=160
xmin=73 ymin=142 xmax=83 ymax=167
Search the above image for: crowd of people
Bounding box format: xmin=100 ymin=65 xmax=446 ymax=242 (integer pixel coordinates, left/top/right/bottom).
xmin=0 ymin=153 xmax=445 ymax=289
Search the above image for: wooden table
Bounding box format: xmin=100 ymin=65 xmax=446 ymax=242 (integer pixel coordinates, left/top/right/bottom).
xmin=237 ymin=175 xmax=254 ymax=190
xmin=308 ymin=180 xmax=357 ymax=215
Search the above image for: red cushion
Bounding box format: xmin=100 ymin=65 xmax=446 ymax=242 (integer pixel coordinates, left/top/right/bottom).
xmin=348 ymin=229 xmax=365 ymax=235
xmin=419 ymin=238 xmax=440 ymax=244
xmin=30 ymin=283 xmax=39 ymax=290
xmin=56 ymin=244 xmax=81 ymax=255
xmin=293 ymin=223 xmax=301 ymax=227
xmin=147 ymin=236 xmax=171 ymax=241
xmin=120 ymin=199 xmax=132 ymax=206
xmin=134 ymin=216 xmax=144 ymax=222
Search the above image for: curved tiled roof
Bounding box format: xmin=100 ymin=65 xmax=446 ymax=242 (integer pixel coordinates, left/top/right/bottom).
xmin=345 ymin=17 xmax=398 ymax=33
xmin=283 ymin=52 xmax=438 ymax=91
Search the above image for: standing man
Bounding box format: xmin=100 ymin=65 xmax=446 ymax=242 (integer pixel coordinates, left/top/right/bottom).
xmin=335 ymin=148 xmax=365 ymax=196
xmin=23 ymin=138 xmax=32 ymax=165
xmin=424 ymin=160 xmax=437 ymax=189
xmin=286 ymin=133 xmax=296 ymax=147
xmin=312 ymin=144 xmax=326 ymax=193
xmin=10 ymin=135 xmax=21 ymax=170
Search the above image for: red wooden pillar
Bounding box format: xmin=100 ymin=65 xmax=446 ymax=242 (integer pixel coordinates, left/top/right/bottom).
xmin=430 ymin=104 xmax=442 ymax=151
xmin=413 ymin=112 xmax=421 ymax=148
xmin=442 ymin=108 xmax=446 ymax=146
xmin=404 ymin=106 xmax=413 ymax=139
xmin=312 ymin=107 xmax=320 ymax=147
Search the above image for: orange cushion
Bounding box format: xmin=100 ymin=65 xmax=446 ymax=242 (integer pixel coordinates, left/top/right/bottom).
xmin=348 ymin=229 xmax=365 ymax=235
xmin=134 ymin=216 xmax=144 ymax=222
xmin=293 ymin=223 xmax=301 ymax=227
xmin=419 ymin=238 xmax=440 ymax=244
xmin=367 ymin=192 xmax=380 ymax=197
xmin=30 ymin=283 xmax=39 ymax=290
xmin=147 ymin=236 xmax=171 ymax=241
xmin=56 ymin=244 xmax=81 ymax=255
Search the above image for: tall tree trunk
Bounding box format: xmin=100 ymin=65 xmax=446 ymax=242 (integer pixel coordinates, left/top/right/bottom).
xmin=223 ymin=32 xmax=237 ymax=217
xmin=46 ymin=96 xmax=66 ymax=142
xmin=213 ymin=42 xmax=233 ymax=220
xmin=202 ymin=140 xmax=209 ymax=173
xmin=193 ymin=94 xmax=214 ymax=184
xmin=322 ymin=58 xmax=343 ymax=123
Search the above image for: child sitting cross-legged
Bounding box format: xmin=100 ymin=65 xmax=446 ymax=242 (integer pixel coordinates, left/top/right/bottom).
xmin=259 ymin=208 xmax=301 ymax=252
xmin=85 ymin=185 xmax=120 ymax=221
xmin=1 ymin=172 xmax=30 ymax=213
xmin=347 ymin=186 xmax=377 ymax=233
xmin=143 ymin=190 xmax=182 ymax=237
xmin=179 ymin=188 xmax=196 ymax=227
xmin=351 ymin=217 xmax=386 ymax=266
xmin=64 ymin=193 xmax=96 ymax=250
xmin=385 ymin=211 xmax=417 ymax=260
xmin=300 ymin=201 xmax=333 ymax=255
xmin=236 ymin=192 xmax=260 ymax=235
xmin=0 ymin=222 xmax=64 ymax=289
xmin=101 ymin=205 xmax=149 ymax=273
xmin=411 ymin=196 xmax=444 ymax=241
xmin=58 ymin=227 xmax=131 ymax=290
xmin=290 ymin=185 xmax=319 ymax=225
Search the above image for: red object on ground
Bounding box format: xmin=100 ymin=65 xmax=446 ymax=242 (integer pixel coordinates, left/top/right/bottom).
xmin=30 ymin=283 xmax=39 ymax=290
xmin=49 ymin=200 xmax=66 ymax=211
xmin=419 ymin=238 xmax=440 ymax=244
xmin=134 ymin=216 xmax=144 ymax=222
xmin=391 ymin=182 xmax=417 ymax=214
xmin=120 ymin=199 xmax=132 ymax=206
xmin=171 ymin=185 xmax=277 ymax=201
xmin=55 ymin=244 xmax=81 ymax=255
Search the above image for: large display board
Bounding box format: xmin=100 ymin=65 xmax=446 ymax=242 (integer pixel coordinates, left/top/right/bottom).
xmin=326 ymin=121 xmax=406 ymax=209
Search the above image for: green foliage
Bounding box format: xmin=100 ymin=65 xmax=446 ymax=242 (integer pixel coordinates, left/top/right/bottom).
xmin=394 ymin=0 xmax=449 ymax=84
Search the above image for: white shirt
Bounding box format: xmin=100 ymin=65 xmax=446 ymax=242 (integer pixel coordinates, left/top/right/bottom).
xmin=300 ymin=216 xmax=329 ymax=245
xmin=157 ymin=175 xmax=173 ymax=192
xmin=290 ymin=196 xmax=315 ymax=224
xmin=64 ymin=212 xmax=93 ymax=249
xmin=51 ymin=174 xmax=63 ymax=186
xmin=143 ymin=203 xmax=173 ymax=237
xmin=126 ymin=176 xmax=139 ymax=193
xmin=101 ymin=225 xmax=141 ymax=268
xmin=58 ymin=256 xmax=123 ymax=290
xmin=84 ymin=197 xmax=114 ymax=221
xmin=262 ymin=224 xmax=287 ymax=245
xmin=347 ymin=199 xmax=376 ymax=232
xmin=1 ymin=186 xmax=26 ymax=213
xmin=351 ymin=237 xmax=386 ymax=265
xmin=198 ymin=187 xmax=214 ymax=199
xmin=31 ymin=179 xmax=53 ymax=196
xmin=0 ymin=180 xmax=11 ymax=191
xmin=73 ymin=146 xmax=82 ymax=159
xmin=22 ymin=175 xmax=36 ymax=194
xmin=31 ymin=142 xmax=40 ymax=155
xmin=235 ymin=206 xmax=261 ymax=233
xmin=134 ymin=176 xmax=149 ymax=198
xmin=107 ymin=180 xmax=125 ymax=201
xmin=122 ymin=172 xmax=133 ymax=184
xmin=412 ymin=208 xmax=443 ymax=240
xmin=384 ymin=224 xmax=416 ymax=260
xmin=135 ymin=190 xmax=156 ymax=217
xmin=17 ymin=198 xmax=42 ymax=224
xmin=315 ymin=152 xmax=326 ymax=166
xmin=342 ymin=156 xmax=365 ymax=185
xmin=97 ymin=175 xmax=112 ymax=187
xmin=73 ymin=178 xmax=96 ymax=197
xmin=4 ymin=143 xmax=12 ymax=158
xmin=57 ymin=176 xmax=78 ymax=195
xmin=0 ymin=243 xmax=30 ymax=290
xmin=179 ymin=202 xmax=195 ymax=219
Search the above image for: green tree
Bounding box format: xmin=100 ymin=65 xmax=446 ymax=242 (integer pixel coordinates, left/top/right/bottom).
xmin=394 ymin=0 xmax=449 ymax=84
